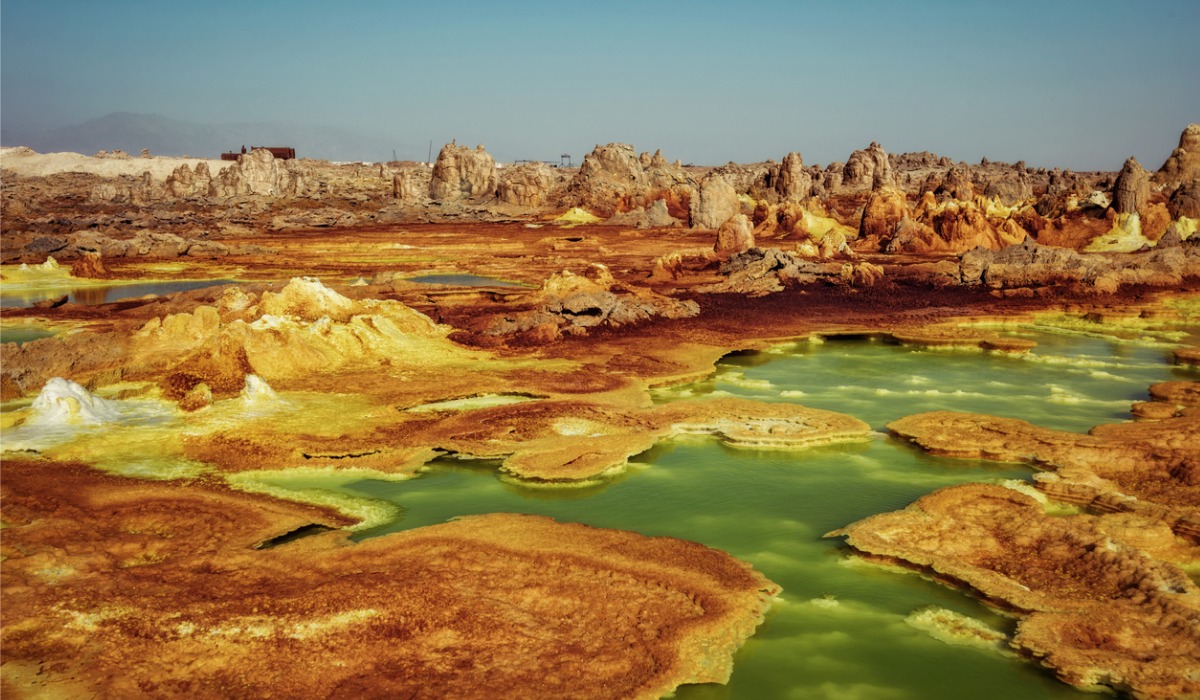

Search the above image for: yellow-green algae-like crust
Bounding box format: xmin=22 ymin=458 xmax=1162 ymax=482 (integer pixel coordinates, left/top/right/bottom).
xmin=1 ymin=458 xmax=780 ymax=700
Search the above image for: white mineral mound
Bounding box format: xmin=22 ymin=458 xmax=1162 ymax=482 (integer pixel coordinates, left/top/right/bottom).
xmin=0 ymin=146 xmax=232 ymax=181
xmin=240 ymin=374 xmax=279 ymax=404
xmin=26 ymin=378 xmax=122 ymax=426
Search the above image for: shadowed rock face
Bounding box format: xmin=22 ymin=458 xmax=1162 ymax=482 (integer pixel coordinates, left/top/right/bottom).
xmin=1168 ymin=179 xmax=1200 ymax=219
xmin=392 ymin=167 xmax=429 ymax=201
xmin=0 ymin=458 xmax=780 ymax=699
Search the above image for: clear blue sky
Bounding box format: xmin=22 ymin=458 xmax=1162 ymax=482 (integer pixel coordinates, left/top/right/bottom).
xmin=2 ymin=0 xmax=1197 ymax=169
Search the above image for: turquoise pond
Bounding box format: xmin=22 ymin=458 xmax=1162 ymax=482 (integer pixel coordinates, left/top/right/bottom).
xmin=95 ymin=324 xmax=1200 ymax=697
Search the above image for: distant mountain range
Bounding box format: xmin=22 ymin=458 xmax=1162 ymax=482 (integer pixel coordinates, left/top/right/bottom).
xmin=0 ymin=112 xmax=406 ymax=162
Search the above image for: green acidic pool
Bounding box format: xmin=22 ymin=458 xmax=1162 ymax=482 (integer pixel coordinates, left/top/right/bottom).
xmin=269 ymin=327 xmax=1198 ymax=699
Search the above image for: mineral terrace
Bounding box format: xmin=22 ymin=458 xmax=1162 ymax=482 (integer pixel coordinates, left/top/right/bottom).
xmin=2 ymin=127 xmax=1199 ymax=698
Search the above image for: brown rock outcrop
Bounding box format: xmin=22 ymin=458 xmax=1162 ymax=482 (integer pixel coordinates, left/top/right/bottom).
xmin=165 ymin=161 xmax=213 ymax=198
xmin=859 ymin=187 xmax=908 ymax=242
xmin=210 ymin=148 xmax=311 ymax=198
xmin=604 ymin=199 xmax=682 ymax=229
xmin=885 ymin=193 xmax=1026 ymax=254
xmin=564 ymin=143 xmax=646 ymax=215
xmin=484 ymin=265 xmax=700 ymax=341
xmin=710 ymin=162 xmax=772 ymax=197
xmin=1167 ymin=179 xmax=1200 ymax=219
xmin=392 ymin=168 xmax=429 ymax=201
xmin=714 ymin=214 xmax=755 ymax=257
xmin=936 ymin=166 xmax=976 ymax=201
xmin=429 ymin=142 xmax=497 ymax=201
xmin=69 ymin=251 xmax=108 ymax=279
xmin=689 ymin=173 xmax=740 ymax=229
xmin=88 ymin=170 xmax=161 ymax=205
xmin=842 ymin=142 xmax=893 ymax=190
xmin=983 ymin=170 xmax=1032 ymax=205
xmin=1157 ymin=123 xmax=1200 ymax=186
xmin=497 ymin=161 xmax=555 ymax=208
xmin=1113 ymin=157 xmax=1150 ymax=214
xmin=958 ymin=236 xmax=1199 ymax=291
xmin=564 ymin=144 xmax=692 ymax=217
xmin=775 ymin=152 xmax=812 ymax=202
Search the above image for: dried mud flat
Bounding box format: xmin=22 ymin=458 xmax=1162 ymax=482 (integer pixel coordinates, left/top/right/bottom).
xmin=3 ymin=137 xmax=1200 ymax=698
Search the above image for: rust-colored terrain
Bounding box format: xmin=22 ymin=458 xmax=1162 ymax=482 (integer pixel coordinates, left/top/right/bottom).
xmin=2 ymin=129 xmax=1199 ymax=697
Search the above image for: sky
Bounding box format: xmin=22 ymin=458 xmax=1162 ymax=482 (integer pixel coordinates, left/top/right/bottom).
xmin=2 ymin=0 xmax=1198 ymax=169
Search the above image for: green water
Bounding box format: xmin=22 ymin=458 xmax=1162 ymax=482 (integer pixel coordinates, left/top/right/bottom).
xmin=0 ymin=279 xmax=236 ymax=308
xmin=405 ymin=273 xmax=526 ymax=287
xmin=258 ymin=328 xmax=1197 ymax=699
xmin=0 ymin=326 xmax=56 ymax=345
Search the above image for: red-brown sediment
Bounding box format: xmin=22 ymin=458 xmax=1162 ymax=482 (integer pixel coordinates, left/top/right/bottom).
xmin=1 ymin=458 xmax=779 ymax=699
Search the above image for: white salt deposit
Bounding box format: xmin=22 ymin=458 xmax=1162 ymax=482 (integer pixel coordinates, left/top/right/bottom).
xmin=241 ymin=375 xmax=278 ymax=403
xmin=26 ymin=378 xmax=121 ymax=426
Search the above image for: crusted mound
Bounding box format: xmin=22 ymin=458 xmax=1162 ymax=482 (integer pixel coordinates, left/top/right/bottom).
xmin=832 ymin=483 xmax=1200 ymax=698
xmin=1 ymin=458 xmax=779 ymax=699
xmin=184 ymin=394 xmax=872 ymax=483
xmin=887 ymin=405 xmax=1200 ymax=532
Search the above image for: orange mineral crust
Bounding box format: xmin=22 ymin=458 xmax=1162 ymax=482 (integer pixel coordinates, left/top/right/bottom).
xmin=0 ymin=458 xmax=780 ymax=699
xmin=833 ymin=483 xmax=1200 ymax=698
xmin=886 ymin=403 xmax=1200 ymax=528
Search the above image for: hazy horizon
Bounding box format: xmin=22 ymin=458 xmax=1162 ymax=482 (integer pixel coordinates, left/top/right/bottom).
xmin=3 ymin=0 xmax=1198 ymax=170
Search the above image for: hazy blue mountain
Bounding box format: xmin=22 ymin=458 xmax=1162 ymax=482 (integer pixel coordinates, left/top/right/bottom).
xmin=2 ymin=112 xmax=405 ymax=162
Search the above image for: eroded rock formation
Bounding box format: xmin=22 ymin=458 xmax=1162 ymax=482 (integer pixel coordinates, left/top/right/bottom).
xmin=497 ymin=162 xmax=556 ymax=208
xmin=843 ymin=142 xmax=893 ymax=190
xmin=1113 ymin=157 xmax=1151 ymax=215
xmin=775 ymin=152 xmax=812 ymax=202
xmin=1157 ymin=123 xmax=1200 ymax=186
xmin=563 ymin=144 xmax=692 ymax=218
xmin=690 ymin=174 xmax=740 ymax=229
xmin=481 ymin=265 xmax=700 ymax=343
xmin=210 ymin=148 xmax=311 ymax=198
xmin=429 ymin=142 xmax=497 ymax=201
xmin=714 ymin=214 xmax=755 ymax=257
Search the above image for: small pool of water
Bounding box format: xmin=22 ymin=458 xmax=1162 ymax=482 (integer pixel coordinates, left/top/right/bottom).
xmin=0 ymin=327 xmax=57 ymax=346
xmin=404 ymin=273 xmax=525 ymax=287
xmin=658 ymin=329 xmax=1192 ymax=434
xmin=0 ymin=279 xmax=236 ymax=308
xmin=253 ymin=326 xmax=1196 ymax=699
